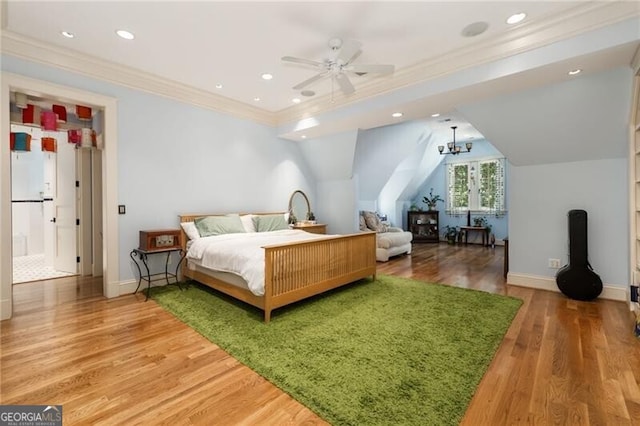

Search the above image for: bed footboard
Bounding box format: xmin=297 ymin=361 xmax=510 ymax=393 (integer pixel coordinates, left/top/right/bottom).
xmin=262 ymin=232 xmax=377 ymax=322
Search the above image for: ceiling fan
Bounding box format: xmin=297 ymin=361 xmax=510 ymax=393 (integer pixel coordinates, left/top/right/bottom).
xmin=282 ymin=38 xmax=395 ymax=96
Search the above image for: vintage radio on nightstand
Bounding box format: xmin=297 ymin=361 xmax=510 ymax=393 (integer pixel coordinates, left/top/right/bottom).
xmin=139 ymin=229 xmax=182 ymax=251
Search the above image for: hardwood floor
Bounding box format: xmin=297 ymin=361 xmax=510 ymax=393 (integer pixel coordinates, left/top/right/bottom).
xmin=2 ymin=243 xmax=638 ymax=425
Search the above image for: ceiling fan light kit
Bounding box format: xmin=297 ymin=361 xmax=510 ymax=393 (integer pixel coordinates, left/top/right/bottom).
xmin=438 ymin=126 xmax=472 ymax=155
xmin=282 ymin=38 xmax=395 ymax=97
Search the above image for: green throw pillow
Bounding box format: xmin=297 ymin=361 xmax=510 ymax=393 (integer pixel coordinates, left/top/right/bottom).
xmin=253 ymin=214 xmax=289 ymax=232
xmin=194 ymin=215 xmax=246 ymax=237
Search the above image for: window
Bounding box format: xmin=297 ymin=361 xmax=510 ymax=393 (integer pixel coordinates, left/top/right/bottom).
xmin=446 ymin=158 xmax=505 ymax=214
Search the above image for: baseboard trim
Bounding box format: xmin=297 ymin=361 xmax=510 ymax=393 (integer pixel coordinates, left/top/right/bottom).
xmin=119 ymin=279 xmax=139 ymax=296
xmin=119 ymin=278 xmax=175 ymax=296
xmin=0 ymin=298 xmax=11 ymax=320
xmin=507 ymin=273 xmax=628 ymax=302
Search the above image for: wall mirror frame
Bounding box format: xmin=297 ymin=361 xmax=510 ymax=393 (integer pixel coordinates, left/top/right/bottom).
xmin=288 ymin=190 xmax=311 ymax=224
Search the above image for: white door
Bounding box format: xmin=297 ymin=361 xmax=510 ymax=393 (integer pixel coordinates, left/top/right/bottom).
xmin=43 ymin=153 xmax=56 ymax=267
xmin=53 ymin=136 xmax=77 ymax=273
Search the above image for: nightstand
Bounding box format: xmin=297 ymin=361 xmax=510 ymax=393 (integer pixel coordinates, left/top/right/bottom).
xmin=130 ymin=247 xmax=185 ymax=301
xmin=292 ymin=223 xmax=327 ymax=234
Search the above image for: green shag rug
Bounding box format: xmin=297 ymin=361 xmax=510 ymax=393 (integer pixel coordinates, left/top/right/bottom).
xmin=151 ymin=275 xmax=522 ymax=425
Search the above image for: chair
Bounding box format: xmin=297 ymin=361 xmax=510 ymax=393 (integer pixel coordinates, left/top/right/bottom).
xmin=360 ymin=211 xmax=413 ymax=262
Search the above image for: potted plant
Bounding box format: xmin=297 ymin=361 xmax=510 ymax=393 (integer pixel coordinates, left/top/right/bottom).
xmin=443 ymin=225 xmax=458 ymax=244
xmin=422 ymin=188 xmax=443 ymax=211
xmin=473 ymin=216 xmax=492 ymax=233
xmin=473 ymin=216 xmax=494 ymax=247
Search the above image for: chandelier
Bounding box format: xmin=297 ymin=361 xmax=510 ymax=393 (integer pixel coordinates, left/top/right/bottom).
xmin=437 ymin=126 xmax=472 ymax=155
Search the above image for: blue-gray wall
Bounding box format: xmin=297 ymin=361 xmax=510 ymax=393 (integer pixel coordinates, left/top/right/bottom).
xmin=509 ymin=158 xmax=628 ymax=287
xmin=2 ymin=55 xmax=316 ymax=283
xmin=2 ymin=55 xmax=632 ymax=291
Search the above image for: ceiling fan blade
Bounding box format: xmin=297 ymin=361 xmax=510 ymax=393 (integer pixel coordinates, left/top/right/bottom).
xmin=293 ymin=72 xmax=329 ymax=90
xmin=335 ymin=40 xmax=362 ymax=64
xmin=281 ymin=56 xmax=324 ymax=68
xmin=335 ymin=73 xmax=355 ymax=95
xmin=345 ymin=64 xmax=395 ymax=75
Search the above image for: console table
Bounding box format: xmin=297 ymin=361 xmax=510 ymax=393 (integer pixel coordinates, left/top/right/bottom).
xmin=460 ymin=226 xmax=489 ymax=246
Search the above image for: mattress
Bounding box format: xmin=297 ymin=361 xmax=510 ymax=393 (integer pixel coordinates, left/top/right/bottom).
xmin=187 ymin=259 xmax=250 ymax=291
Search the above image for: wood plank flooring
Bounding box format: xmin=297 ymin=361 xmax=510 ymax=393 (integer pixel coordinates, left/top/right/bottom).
xmin=2 ymin=243 xmax=639 ymax=425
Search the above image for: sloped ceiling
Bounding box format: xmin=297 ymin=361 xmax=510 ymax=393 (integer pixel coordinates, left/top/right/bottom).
xmin=458 ymin=66 xmax=633 ymax=166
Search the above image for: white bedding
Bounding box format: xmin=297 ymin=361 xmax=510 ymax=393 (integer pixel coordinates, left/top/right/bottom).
xmin=186 ymin=229 xmax=330 ymax=296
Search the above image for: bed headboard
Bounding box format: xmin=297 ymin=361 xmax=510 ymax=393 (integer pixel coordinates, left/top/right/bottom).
xmin=178 ymin=212 xmax=287 ymax=251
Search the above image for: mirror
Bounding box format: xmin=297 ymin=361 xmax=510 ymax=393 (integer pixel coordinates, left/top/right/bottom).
xmin=288 ymin=190 xmax=311 ymax=224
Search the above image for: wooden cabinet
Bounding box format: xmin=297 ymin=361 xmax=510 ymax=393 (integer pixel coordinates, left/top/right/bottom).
xmin=408 ymin=211 xmax=439 ymax=243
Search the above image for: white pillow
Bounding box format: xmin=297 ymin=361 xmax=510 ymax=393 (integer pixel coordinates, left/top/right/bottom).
xmin=241 ymin=214 xmax=256 ymax=232
xmin=180 ymin=221 xmax=200 ymax=240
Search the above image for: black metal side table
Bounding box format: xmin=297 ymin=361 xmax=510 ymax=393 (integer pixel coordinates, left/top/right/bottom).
xmin=130 ymin=247 xmax=186 ymax=301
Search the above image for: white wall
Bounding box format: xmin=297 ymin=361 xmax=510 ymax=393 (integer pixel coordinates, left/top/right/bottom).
xmin=2 ymin=55 xmax=316 ymax=283
xmin=354 ymin=121 xmax=440 ymax=227
xmin=509 ymin=158 xmax=628 ymax=288
xmin=317 ymin=179 xmax=357 ymax=234
xmin=297 ymin=130 xmax=358 ymax=233
xmin=459 ymin=67 xmax=633 ymax=166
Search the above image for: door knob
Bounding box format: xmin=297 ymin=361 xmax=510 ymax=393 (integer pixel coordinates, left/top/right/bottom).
xmin=50 ymin=218 xmax=56 ymax=223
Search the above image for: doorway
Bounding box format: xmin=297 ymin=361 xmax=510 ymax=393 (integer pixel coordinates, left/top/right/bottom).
xmin=1 ymin=73 xmax=120 ymax=320
xmin=10 ymin=103 xmax=103 ymax=284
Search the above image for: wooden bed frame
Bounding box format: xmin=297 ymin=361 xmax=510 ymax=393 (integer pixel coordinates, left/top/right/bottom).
xmin=179 ymin=213 xmax=377 ymax=323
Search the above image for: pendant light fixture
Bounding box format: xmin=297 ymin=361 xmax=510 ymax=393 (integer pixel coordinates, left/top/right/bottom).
xmin=437 ymin=126 xmax=472 ymax=155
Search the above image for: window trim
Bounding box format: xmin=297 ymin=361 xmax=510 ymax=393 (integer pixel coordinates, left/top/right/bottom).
xmin=445 ymin=156 xmax=506 ymax=216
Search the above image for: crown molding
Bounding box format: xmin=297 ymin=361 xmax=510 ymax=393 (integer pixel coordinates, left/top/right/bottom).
xmin=1 ymin=1 xmax=637 ymax=131
xmin=277 ymin=1 xmax=640 ymax=126
xmin=0 ymin=31 xmax=277 ymax=126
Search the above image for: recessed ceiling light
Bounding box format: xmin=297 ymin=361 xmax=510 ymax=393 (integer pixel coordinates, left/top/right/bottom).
xmin=431 ymin=113 xmax=440 ymax=118
xmin=116 ymin=29 xmax=135 ymax=40
xmin=261 ymin=73 xmax=273 ymax=80
xmin=506 ymin=13 xmax=526 ymax=25
xmin=254 ymin=97 xmax=261 ymax=102
xmin=215 ymin=83 xmax=223 ymax=89
xmin=292 ymin=98 xmax=301 ymax=104
xmin=568 ymin=69 xmax=582 ymax=75
xmin=301 ymin=135 xmax=307 ymax=139
xmin=61 ymin=31 xmax=75 ymax=39
xmin=392 ymin=112 xmax=403 ymax=118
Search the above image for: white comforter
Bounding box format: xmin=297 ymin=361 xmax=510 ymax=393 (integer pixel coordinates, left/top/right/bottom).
xmin=186 ymin=230 xmax=329 ymax=296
